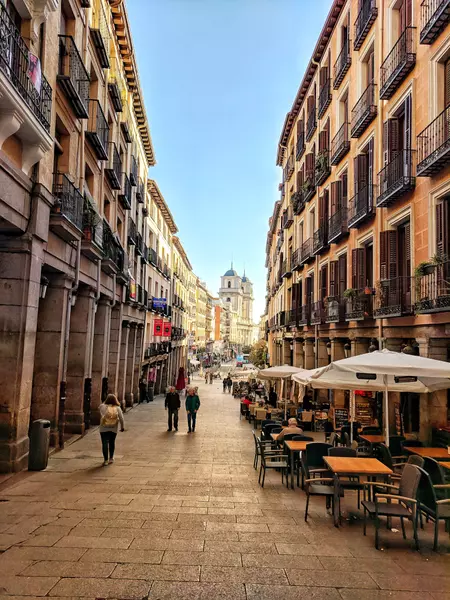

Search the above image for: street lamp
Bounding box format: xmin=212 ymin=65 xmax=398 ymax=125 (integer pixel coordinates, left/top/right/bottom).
xmin=40 ymin=276 xmax=49 ymax=299
xmin=369 ymin=338 xmax=378 ymax=353
xmin=344 ymin=342 xmax=351 ymax=358
xmin=326 ymin=341 xmax=332 ymax=357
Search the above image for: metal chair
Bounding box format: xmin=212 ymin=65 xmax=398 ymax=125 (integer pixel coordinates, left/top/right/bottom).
xmin=416 ymin=466 xmax=450 ymax=552
xmin=258 ymin=439 xmax=289 ymax=488
xmin=362 ymin=463 xmax=422 ymax=550
xmin=328 ymin=447 xmax=364 ymax=508
xmin=388 ymin=435 xmax=407 ymax=461
xmin=304 ymin=471 xmax=342 ymax=525
xmin=300 ymin=442 xmax=332 ymax=489
xmin=252 ymin=430 xmax=275 ymax=470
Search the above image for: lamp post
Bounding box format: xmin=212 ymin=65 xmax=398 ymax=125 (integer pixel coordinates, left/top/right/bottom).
xmin=344 ymin=342 xmax=351 ymax=358
xmin=39 ymin=276 xmax=49 ymax=299
xmin=326 ymin=341 xmax=332 ymax=364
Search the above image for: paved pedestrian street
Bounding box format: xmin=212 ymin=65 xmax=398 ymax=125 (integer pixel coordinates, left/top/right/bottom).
xmin=0 ymin=378 xmax=449 ymax=600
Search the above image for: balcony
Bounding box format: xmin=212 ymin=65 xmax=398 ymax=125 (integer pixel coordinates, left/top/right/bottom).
xmin=325 ymin=297 xmax=345 ymax=323
xmin=136 ymin=233 xmax=143 ymax=256
xmin=313 ymin=224 xmax=329 ymax=255
xmin=354 ymin=0 xmax=378 ymax=50
xmin=351 ymin=83 xmax=377 ymax=138
xmin=108 ymin=58 xmax=123 ymax=113
xmin=57 ymin=36 xmax=90 ymax=119
xmin=148 ymin=247 xmax=157 ymax=265
xmin=298 ymin=305 xmax=311 ymax=326
xmin=136 ymin=178 xmax=145 ymax=203
xmin=292 ymin=190 xmax=306 ymax=215
xmin=306 ymin=108 xmax=317 ymax=141
xmin=127 ymin=218 xmax=136 ymax=245
xmin=331 ymin=122 xmax=350 ymax=165
xmin=118 ymin=173 xmax=132 ymax=210
xmin=377 ymin=150 xmax=416 ymax=207
xmin=333 ymin=43 xmax=351 ymax=89
xmin=281 ymin=259 xmax=292 ymax=279
xmin=291 ymin=248 xmax=301 ymax=271
xmin=278 ymin=311 xmax=286 ymax=328
xmin=141 ymin=243 xmax=148 ymax=264
xmin=105 ymin=142 xmax=122 ymax=190
xmin=101 ymin=220 xmax=123 ymax=275
xmin=130 ymin=155 xmax=138 ymax=186
xmin=348 ymin=184 xmax=376 ymax=228
xmin=315 ymin=150 xmax=331 ymax=186
xmin=417 ymin=106 xmax=450 ymax=176
xmin=380 ymin=27 xmax=416 ymax=100
xmin=328 ymin=206 xmax=348 ymax=244
xmin=374 ymin=277 xmax=414 ymax=318
xmin=86 ymin=100 xmax=109 ymax=160
xmin=296 ymin=132 xmax=306 ymax=161
xmin=281 ymin=206 xmax=294 ymax=229
xmin=90 ymin=0 xmax=110 ymax=68
xmin=318 ymin=79 xmax=332 ymax=118
xmin=283 ymin=154 xmax=295 ymax=182
xmin=81 ymin=196 xmax=103 ymax=261
xmin=287 ymin=309 xmax=298 ymax=327
xmin=415 ymin=262 xmax=450 ymax=313
xmin=345 ymin=291 xmax=374 ymax=321
xmin=420 ymin=0 xmax=450 ymax=44
xmin=310 ymin=301 xmax=324 ymax=325
xmin=300 ymin=238 xmax=314 ymax=265
xmin=0 ymin=1 xmax=53 ymax=152
xmin=50 ymin=173 xmax=84 ymax=242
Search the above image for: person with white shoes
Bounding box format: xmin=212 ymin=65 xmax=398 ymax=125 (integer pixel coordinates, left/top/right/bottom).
xmin=99 ymin=394 xmax=125 ymax=466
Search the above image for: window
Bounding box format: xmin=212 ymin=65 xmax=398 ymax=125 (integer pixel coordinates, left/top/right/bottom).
xmin=227 ymin=281 xmax=231 ymax=288
xmin=380 ymin=221 xmax=411 ymax=282
xmin=436 ymin=197 xmax=450 ymax=258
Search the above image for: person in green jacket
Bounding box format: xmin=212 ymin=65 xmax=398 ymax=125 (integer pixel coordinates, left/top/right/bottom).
xmin=185 ymin=387 xmax=201 ymax=433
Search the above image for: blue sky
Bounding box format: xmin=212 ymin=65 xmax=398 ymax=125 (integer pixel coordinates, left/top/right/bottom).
xmin=127 ymin=0 xmax=332 ymax=319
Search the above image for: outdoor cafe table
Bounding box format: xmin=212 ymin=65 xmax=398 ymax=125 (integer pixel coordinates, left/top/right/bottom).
xmin=439 ymin=461 xmax=450 ymax=470
xmin=359 ymin=435 xmax=385 ymax=445
xmin=404 ymin=447 xmax=450 ymax=460
xmin=284 ymin=440 xmax=312 ymax=490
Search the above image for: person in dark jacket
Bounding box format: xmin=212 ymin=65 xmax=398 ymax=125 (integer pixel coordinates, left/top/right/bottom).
xmin=165 ymin=386 xmax=181 ymax=431
xmin=268 ymin=388 xmax=278 ymax=408
xmin=185 ymin=388 xmax=201 ymax=433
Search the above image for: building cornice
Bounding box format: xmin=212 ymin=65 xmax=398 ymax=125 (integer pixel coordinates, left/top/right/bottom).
xmin=172 ymin=236 xmax=193 ymax=271
xmin=148 ymin=180 xmax=178 ymax=234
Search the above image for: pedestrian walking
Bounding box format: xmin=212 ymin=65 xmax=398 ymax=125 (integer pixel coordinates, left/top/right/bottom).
xmin=222 ymin=377 xmax=227 ymax=393
xmin=138 ymin=377 xmax=147 ymax=404
xmin=175 ymin=367 xmax=186 ymax=394
xmin=209 ymin=372 xmax=213 ymax=384
xmin=185 ymin=387 xmax=200 ymax=433
xmin=227 ymin=377 xmax=233 ymax=394
xmin=99 ymin=394 xmax=125 ymax=466
xmin=165 ymin=386 xmax=181 ymax=431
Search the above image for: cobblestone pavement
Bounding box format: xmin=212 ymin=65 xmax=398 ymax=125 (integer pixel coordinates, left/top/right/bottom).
xmin=0 ymin=376 xmax=449 ymax=600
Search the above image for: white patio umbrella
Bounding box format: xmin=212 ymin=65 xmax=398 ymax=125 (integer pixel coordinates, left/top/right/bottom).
xmin=258 ymin=365 xmax=310 ymax=418
xmin=292 ymin=349 xmax=450 ymax=446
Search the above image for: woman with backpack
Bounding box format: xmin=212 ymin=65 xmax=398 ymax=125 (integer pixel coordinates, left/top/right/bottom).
xmin=99 ymin=394 xmax=125 ymax=466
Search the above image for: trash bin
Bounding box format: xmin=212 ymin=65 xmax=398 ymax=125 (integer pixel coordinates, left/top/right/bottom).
xmin=28 ymin=419 xmax=51 ymax=471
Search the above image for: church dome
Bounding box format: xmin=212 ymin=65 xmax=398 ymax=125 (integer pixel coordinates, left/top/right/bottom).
xmin=224 ymin=269 xmax=237 ymax=276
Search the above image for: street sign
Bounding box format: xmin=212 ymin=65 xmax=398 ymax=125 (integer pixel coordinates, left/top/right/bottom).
xmin=153 ymin=298 xmax=167 ymax=309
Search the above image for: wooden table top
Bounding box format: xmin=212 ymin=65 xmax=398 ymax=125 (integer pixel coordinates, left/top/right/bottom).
xmin=284 ymin=440 xmax=311 ymax=452
xmin=271 ymin=433 xmax=280 ymax=441
xmin=359 ymin=435 xmax=385 ymax=444
xmin=404 ymin=447 xmax=450 ymax=459
xmin=324 ymin=456 xmax=393 ymax=476
xmin=439 ymin=461 xmax=450 ymax=471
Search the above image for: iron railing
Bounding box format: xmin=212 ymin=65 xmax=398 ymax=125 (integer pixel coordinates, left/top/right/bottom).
xmin=303 ymin=168 xmax=316 ymax=203
xmin=0 ymin=3 xmax=52 ymax=131
xmin=105 ymin=142 xmax=122 ymax=190
xmin=331 ymin=122 xmax=350 ymax=165
xmin=148 ymin=247 xmax=157 ymax=265
xmin=374 ymin=277 xmax=414 ymax=318
xmin=300 ymin=238 xmax=314 ymax=265
xmin=306 ymin=107 xmax=317 ymax=141
xmin=345 ymin=291 xmax=374 ymax=320
xmin=281 ymin=206 xmax=294 ymax=229
xmin=118 ymin=172 xmax=132 ymax=209
xmin=415 ymin=262 xmax=450 ymax=313
xmin=380 ymin=27 xmax=416 ymax=100
xmin=328 ymin=206 xmax=348 ymax=243
xmin=325 ymin=297 xmax=345 ymax=323
xmin=130 ymin=155 xmax=138 ymax=186
xmin=283 ymin=153 xmax=295 ymax=181
xmin=136 ymin=178 xmax=145 ymax=202
xmin=291 ymin=248 xmax=301 ymax=270
xmin=127 ymin=218 xmax=136 ymax=245
xmin=351 ymin=82 xmax=377 ymax=138
xmin=417 ymin=105 xmax=450 ymax=176
xmin=354 ymin=0 xmax=378 ymax=50
xmin=82 ymin=197 xmax=103 ymax=248
xmin=292 ymin=190 xmax=306 ymax=215
xmin=315 ymin=150 xmax=331 ymax=186
xmin=420 ymin=0 xmax=450 ymax=44
xmin=281 ymin=259 xmax=292 ymax=278
xmin=333 ymin=42 xmax=351 ymax=89
xmin=313 ymin=223 xmax=328 ymax=255
xmin=310 ymin=301 xmax=324 ymax=325
xmin=52 ymin=173 xmax=84 ymax=230
xmin=90 ymin=0 xmax=110 ymax=68
xmin=377 ymin=150 xmax=416 ymax=207
xmin=102 ymin=220 xmax=123 ymax=271
xmin=136 ymin=232 xmax=143 ymax=256
xmin=86 ymin=99 xmax=109 ymax=160
xmin=348 ymin=184 xmax=375 ymax=228
xmin=298 ymin=304 xmax=311 ymax=326
xmin=296 ymin=132 xmax=306 ymax=160
xmin=57 ymin=35 xmax=90 ymax=118
xmin=318 ymin=79 xmax=332 ymax=118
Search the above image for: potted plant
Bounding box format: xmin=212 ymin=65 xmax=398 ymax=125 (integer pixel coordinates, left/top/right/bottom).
xmin=415 ymin=261 xmax=434 ymax=277
xmin=315 ymin=151 xmax=328 ymax=173
xmin=343 ymin=288 xmax=357 ymax=300
xmin=82 ymin=199 xmax=100 ymax=242
xmin=431 ymin=252 xmax=447 ymax=266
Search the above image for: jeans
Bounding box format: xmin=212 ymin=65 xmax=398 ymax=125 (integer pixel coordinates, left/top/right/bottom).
xmin=187 ymin=411 xmax=197 ymax=432
xmin=168 ymin=409 xmax=179 ymax=431
xmin=100 ymin=431 xmax=117 ymax=461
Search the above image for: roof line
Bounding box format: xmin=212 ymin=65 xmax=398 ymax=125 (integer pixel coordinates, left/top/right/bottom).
xmin=172 ymin=236 xmax=193 ymax=271
xmin=147 ymin=180 xmax=178 ymax=234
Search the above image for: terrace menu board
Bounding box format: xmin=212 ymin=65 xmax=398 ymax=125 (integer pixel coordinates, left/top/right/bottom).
xmin=334 ymin=408 xmax=348 ymax=430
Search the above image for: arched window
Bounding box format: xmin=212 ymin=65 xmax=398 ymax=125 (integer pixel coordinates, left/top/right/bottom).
xmin=226 ymin=297 xmax=231 ymax=303
xmin=227 ymin=281 xmax=231 ymax=288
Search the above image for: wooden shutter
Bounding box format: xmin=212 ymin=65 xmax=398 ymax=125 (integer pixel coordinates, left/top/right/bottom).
xmin=320 ymin=66 xmax=328 ymax=87
xmin=380 ymin=230 xmax=398 ymax=280
xmin=354 ymin=154 xmax=367 ymax=192
xmin=404 ymin=222 xmax=411 ymax=277
xmin=297 ymin=119 xmax=303 ymax=139
xmin=341 ymin=171 xmax=348 ymax=208
xmin=388 ymin=118 xmax=400 ymax=162
xmin=319 ymin=129 xmax=328 ymax=152
xmin=352 ymin=248 xmax=365 ymax=290
xmin=338 ymin=253 xmax=347 ymax=296
xmin=404 ymin=94 xmax=412 ymax=152
xmin=436 ymin=201 xmax=449 ymax=257
xmin=320 ymin=264 xmax=328 ymax=300
xmin=330 ymin=260 xmax=338 ymax=296
xmin=323 ymin=189 xmax=329 ymax=220
xmin=291 ymin=282 xmax=299 ymax=310
xmin=445 ymin=58 xmax=450 ymax=108
xmin=330 ymin=181 xmax=342 ymax=216
xmin=306 ymin=276 xmax=313 ymax=305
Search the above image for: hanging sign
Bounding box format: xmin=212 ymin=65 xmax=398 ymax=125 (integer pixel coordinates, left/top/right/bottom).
xmin=163 ymin=322 xmax=172 ymax=337
xmin=28 ymin=53 xmax=42 ymax=93
xmin=129 ymin=278 xmax=136 ymax=301
xmin=153 ymin=318 xmax=163 ymax=336
xmin=153 ymin=298 xmax=167 ymax=309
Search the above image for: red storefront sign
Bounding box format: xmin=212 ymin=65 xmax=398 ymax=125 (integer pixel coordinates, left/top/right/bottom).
xmin=153 ymin=319 xmax=163 ymax=336
xmin=163 ymin=322 xmax=172 ymax=337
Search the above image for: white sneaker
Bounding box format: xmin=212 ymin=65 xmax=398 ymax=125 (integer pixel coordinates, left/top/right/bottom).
xmin=108 ymin=458 xmax=114 ymax=464
xmin=103 ymin=461 xmax=108 ymax=466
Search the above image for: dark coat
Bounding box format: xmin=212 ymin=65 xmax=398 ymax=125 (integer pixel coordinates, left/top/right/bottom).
xmin=165 ymin=392 xmax=181 ymax=411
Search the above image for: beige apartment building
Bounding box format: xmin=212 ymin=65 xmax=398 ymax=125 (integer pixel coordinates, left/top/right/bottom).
xmin=266 ymin=0 xmax=450 ymax=440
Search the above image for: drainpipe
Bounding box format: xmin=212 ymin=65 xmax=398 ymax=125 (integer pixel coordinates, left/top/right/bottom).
xmin=377 ymin=0 xmax=385 ymax=351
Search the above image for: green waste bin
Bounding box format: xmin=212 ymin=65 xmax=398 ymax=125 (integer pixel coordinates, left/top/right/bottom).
xmin=28 ymin=419 xmax=51 ymax=471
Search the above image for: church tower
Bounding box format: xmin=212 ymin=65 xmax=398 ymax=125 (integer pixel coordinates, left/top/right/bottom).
xmin=219 ymin=263 xmax=243 ymax=315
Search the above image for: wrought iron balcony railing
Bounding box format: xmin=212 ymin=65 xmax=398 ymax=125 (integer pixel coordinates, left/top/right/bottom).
xmin=86 ymin=99 xmax=109 ymax=160
xmin=354 ymin=0 xmax=378 ymax=50
xmin=130 ymin=155 xmax=138 ymax=186
xmin=118 ymin=172 xmax=132 ymax=210
xmin=105 ymin=142 xmax=122 ymax=190
xmin=377 ymin=150 xmax=416 ymax=207
xmin=127 ymin=218 xmax=136 ymax=245
xmin=318 ymin=79 xmax=332 ymax=118
xmin=348 ymin=184 xmax=376 ymax=228
xmin=57 ymin=35 xmax=90 ymax=118
xmin=102 ymin=220 xmax=124 ymax=274
xmin=281 ymin=206 xmax=294 ymax=229
xmin=0 ymin=3 xmax=52 ymax=132
xmin=333 ymin=42 xmax=351 ymax=89
xmin=292 ymin=248 xmax=301 ymax=271
xmin=328 ymin=206 xmax=348 ymax=244
xmin=136 ymin=178 xmax=145 ymax=203
xmin=90 ymin=0 xmax=110 ymax=68
xmin=296 ymin=132 xmax=306 ymax=161
xmin=300 ymin=238 xmax=314 ymax=265
xmin=283 ymin=153 xmax=295 ymax=182
xmin=292 ymin=190 xmax=306 ymax=215
xmin=306 ymin=107 xmax=317 ymax=141
xmin=374 ymin=276 xmax=414 ymax=318
xmin=303 ymin=169 xmax=316 ymax=203
xmin=298 ymin=304 xmax=311 ymax=326
xmin=351 ymin=83 xmax=377 ymax=138
xmin=135 ymin=232 xmax=143 ymax=256
xmin=380 ymin=27 xmax=416 ymax=100
xmin=52 ymin=173 xmax=84 ymax=231
xmin=287 ymin=309 xmax=298 ymax=327
xmin=82 ymin=197 xmax=103 ymax=250
xmin=417 ymin=105 xmax=450 ymax=176
xmin=310 ymin=301 xmax=324 ymax=325
xmin=415 ymin=261 xmax=450 ymax=314
xmin=420 ymin=0 xmax=450 ymax=44
xmin=345 ymin=291 xmax=374 ymax=321
xmin=148 ymin=247 xmax=157 ymax=265
xmin=313 ymin=223 xmax=329 ymax=255
xmin=281 ymin=259 xmax=292 ymax=278
xmin=324 ymin=297 xmax=345 ymax=323
xmin=331 ymin=122 xmax=350 ymax=165
xmin=315 ymin=150 xmax=331 ymax=186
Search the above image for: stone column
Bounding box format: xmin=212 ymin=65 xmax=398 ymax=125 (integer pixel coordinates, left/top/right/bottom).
xmin=317 ymin=339 xmax=330 ymax=368
xmin=303 ymin=339 xmax=315 ymax=369
xmin=108 ymin=305 xmax=123 ymax=396
xmin=421 ymin=339 xmax=448 ymax=441
xmin=91 ymin=299 xmax=111 ymax=425
xmin=31 ymin=275 xmax=71 ymax=445
xmin=283 ymin=340 xmax=292 ymax=365
xmin=118 ymin=320 xmax=130 ymax=409
xmin=293 ymin=339 xmax=304 ymax=368
xmin=65 ymin=286 xmax=96 ymax=435
xmin=125 ymin=323 xmax=137 ymax=407
xmin=133 ymin=324 xmax=144 ymax=402
xmin=160 ymin=358 xmax=169 ymax=392
xmin=351 ymin=337 xmax=369 ymax=356
xmin=330 ymin=339 xmax=346 ymax=408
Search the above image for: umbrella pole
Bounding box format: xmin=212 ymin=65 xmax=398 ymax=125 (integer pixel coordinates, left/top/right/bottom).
xmin=282 ymin=379 xmax=286 ymax=419
xmin=350 ymin=391 xmax=354 ymax=444
xmin=384 ymin=374 xmax=389 ymax=447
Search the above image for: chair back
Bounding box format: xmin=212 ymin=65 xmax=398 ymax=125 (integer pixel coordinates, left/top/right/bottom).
xmin=389 ymin=435 xmax=406 ymax=456
xmin=255 ymin=408 xmax=267 ymax=421
xmin=282 ymin=433 xmax=300 ymax=442
xmin=402 ymin=439 xmax=423 ymax=448
xmin=376 ymin=443 xmax=394 ymax=469
xmin=362 ymin=427 xmax=382 ymax=435
xmin=262 ymin=419 xmax=276 ymax=430
xmin=407 ymin=455 xmax=425 ymax=469
xmin=252 ymin=431 xmax=259 ymax=452
xmin=270 ymin=426 xmax=282 ymax=434
xmin=423 ymin=457 xmax=445 ymax=486
xmin=328 ymin=447 xmax=357 ymax=457
xmin=303 ymin=442 xmax=332 ymax=472
xmin=398 ymin=463 xmax=422 ymax=501
xmin=292 ymin=435 xmax=314 ymax=441
xmin=415 ymin=466 xmax=437 ymax=516
xmin=301 ymin=411 xmax=313 ymax=422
